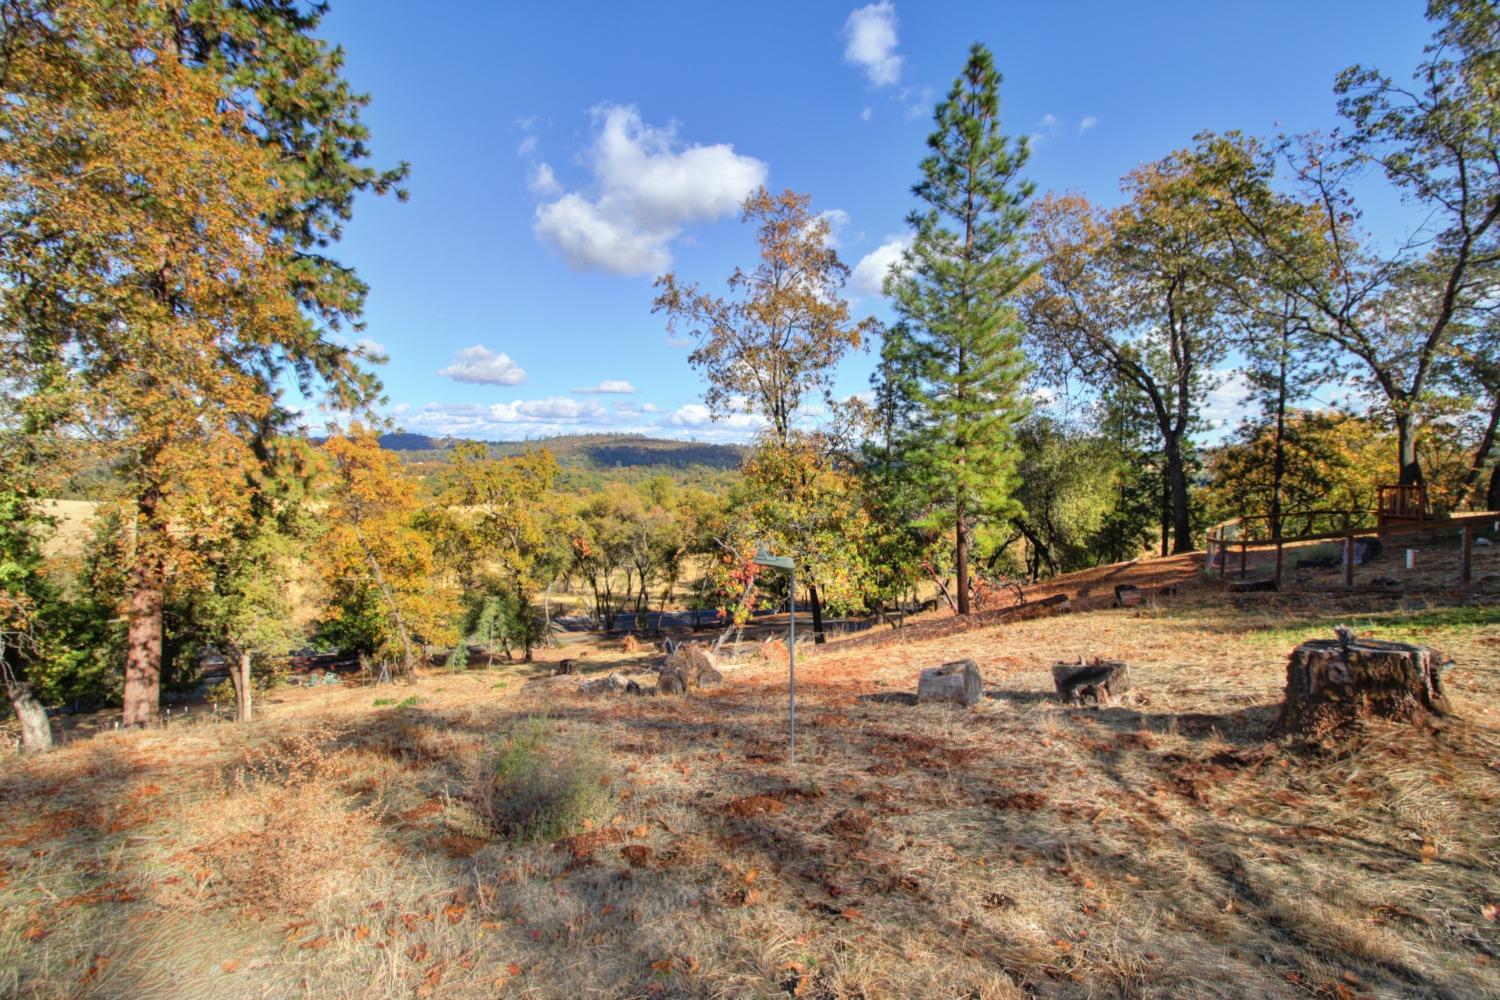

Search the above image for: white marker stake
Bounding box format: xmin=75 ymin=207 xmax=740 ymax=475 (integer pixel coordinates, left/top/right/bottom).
xmin=1406 ymin=549 xmax=1416 ymax=570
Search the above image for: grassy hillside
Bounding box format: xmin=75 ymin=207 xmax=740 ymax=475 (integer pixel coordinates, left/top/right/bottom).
xmin=3 ymin=577 xmax=1497 ymax=998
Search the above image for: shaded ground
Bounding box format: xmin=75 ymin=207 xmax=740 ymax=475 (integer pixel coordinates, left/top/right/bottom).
xmin=2 ymin=568 xmax=1498 ymax=998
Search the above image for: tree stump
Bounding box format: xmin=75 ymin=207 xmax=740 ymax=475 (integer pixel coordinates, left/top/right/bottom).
xmin=917 ymin=659 xmax=983 ymax=707
xmin=1052 ymin=658 xmax=1130 ymax=706
xmin=1113 ymin=584 xmax=1142 ymax=608
xmin=1273 ymin=632 xmax=1454 ymax=738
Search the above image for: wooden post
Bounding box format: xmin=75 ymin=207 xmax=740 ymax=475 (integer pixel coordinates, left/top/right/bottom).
xmin=1461 ymin=524 xmax=1473 ymax=586
xmin=1274 ymin=538 xmax=1284 ymax=590
xmin=1343 ymin=534 xmax=1355 ymax=588
xmin=1240 ymin=539 xmax=1248 ymax=578
xmin=1218 ymin=537 xmax=1226 ymax=578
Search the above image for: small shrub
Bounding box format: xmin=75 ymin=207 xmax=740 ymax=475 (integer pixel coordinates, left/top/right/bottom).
xmin=447 ymin=641 xmax=470 ymax=673
xmin=473 ymin=719 xmax=611 ymax=843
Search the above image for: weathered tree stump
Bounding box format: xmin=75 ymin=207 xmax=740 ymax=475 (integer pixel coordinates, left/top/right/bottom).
xmin=917 ymin=659 xmax=983 ymax=707
xmin=1113 ymin=584 xmax=1143 ymax=608
xmin=1052 ymin=658 xmax=1130 ymax=706
xmin=1274 ymin=631 xmax=1454 ymax=738
xmin=656 ymin=643 xmax=722 ymax=694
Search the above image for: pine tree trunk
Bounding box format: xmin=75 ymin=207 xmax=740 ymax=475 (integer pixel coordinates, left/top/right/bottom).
xmin=955 ymin=515 xmax=971 ymax=616
xmin=5 ymin=677 xmax=53 ymax=754
xmin=122 ymin=546 xmax=164 ymax=728
xmin=1488 ymin=463 xmax=1500 ymax=512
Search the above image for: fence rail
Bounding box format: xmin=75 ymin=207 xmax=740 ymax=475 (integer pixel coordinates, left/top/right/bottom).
xmin=1204 ymin=509 xmax=1500 ymax=588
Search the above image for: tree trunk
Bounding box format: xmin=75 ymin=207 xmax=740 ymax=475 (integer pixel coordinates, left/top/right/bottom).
xmin=1488 ymin=463 xmax=1500 ymax=512
xmin=228 ymin=649 xmax=253 ymax=723
xmin=122 ymin=546 xmax=164 ymax=728
xmin=1395 ymin=413 xmax=1424 ymax=486
xmin=1274 ymin=634 xmax=1453 ymax=739
xmin=1160 ymin=466 xmax=1171 ymax=558
xmin=5 ymin=677 xmax=53 ymax=754
xmin=1462 ymin=391 xmax=1500 ymax=509
xmin=807 ymin=581 xmax=826 ymax=645
xmin=1165 ymin=444 xmax=1193 ymax=555
xmin=955 ymin=514 xmax=971 ymax=616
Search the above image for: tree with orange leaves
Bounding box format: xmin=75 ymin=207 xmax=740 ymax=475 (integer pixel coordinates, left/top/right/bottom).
xmin=0 ymin=2 xmax=403 ymax=725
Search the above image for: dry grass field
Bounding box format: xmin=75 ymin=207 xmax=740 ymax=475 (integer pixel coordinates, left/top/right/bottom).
xmin=2 ymin=562 xmax=1499 ymax=999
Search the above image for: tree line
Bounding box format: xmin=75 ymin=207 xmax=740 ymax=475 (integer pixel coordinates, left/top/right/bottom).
xmin=2 ymin=1 xmax=1497 ymax=754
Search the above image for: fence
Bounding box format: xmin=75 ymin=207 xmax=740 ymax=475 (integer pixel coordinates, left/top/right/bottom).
xmin=1204 ymin=509 xmax=1499 ymax=589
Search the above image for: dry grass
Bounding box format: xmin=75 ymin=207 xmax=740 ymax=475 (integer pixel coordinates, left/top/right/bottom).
xmin=2 ymin=568 xmax=1498 ymax=998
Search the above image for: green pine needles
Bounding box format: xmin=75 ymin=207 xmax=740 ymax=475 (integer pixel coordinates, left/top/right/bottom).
xmin=886 ymin=43 xmax=1035 ymax=614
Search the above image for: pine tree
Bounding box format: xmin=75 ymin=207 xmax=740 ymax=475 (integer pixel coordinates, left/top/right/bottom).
xmin=888 ymin=44 xmax=1034 ymax=615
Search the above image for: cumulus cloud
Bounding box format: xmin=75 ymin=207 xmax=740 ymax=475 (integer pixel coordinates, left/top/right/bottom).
xmin=666 ymin=403 xmax=765 ymax=432
xmin=1200 ymin=369 xmax=1254 ymax=433
xmin=532 ymin=104 xmax=768 ymax=276
xmin=1078 ymin=115 xmax=1099 ymax=135
xmin=391 ymin=398 xmax=652 ymax=441
xmin=527 ymin=163 xmax=560 ymax=196
xmin=850 ymin=235 xmax=911 ymax=297
xmin=437 ymin=345 xmax=527 ymax=386
xmin=844 ymin=3 xmax=902 ymax=87
xmin=817 ymin=208 xmax=852 ymax=247
xmin=573 ymin=379 xmax=637 ymax=394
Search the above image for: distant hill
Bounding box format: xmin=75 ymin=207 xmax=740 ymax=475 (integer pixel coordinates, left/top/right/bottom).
xmin=380 ymin=432 xmax=745 ymax=490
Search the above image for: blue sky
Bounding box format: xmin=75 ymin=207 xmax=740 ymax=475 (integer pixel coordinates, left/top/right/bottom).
xmin=314 ymin=0 xmax=1430 ymax=443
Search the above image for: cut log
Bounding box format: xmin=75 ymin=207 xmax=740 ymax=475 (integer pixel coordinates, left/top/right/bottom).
xmin=1113 ymin=584 xmax=1143 ymax=608
xmin=916 ymin=659 xmax=982 ymax=707
xmin=1052 ymin=658 xmax=1130 ymax=707
xmin=1273 ymin=630 xmax=1454 ymax=738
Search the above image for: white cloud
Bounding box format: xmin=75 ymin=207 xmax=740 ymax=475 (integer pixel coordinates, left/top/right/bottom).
xmin=532 ymin=104 xmax=768 ymax=276
xmin=817 ymin=208 xmax=852 ymax=247
xmin=527 ymin=162 xmax=560 ymax=196
xmin=844 ymin=3 xmax=902 ymax=87
xmin=1200 ymin=369 xmax=1254 ymax=432
xmin=489 ymin=397 xmax=607 ymax=423
xmin=437 ymin=345 xmax=527 ymax=386
xmin=666 ymin=403 xmax=765 ymax=432
xmin=860 ymin=106 xmax=873 ymax=122
xmin=517 ymin=134 xmax=538 ymax=158
xmin=850 ymin=235 xmax=911 ymax=297
xmin=392 ymin=398 xmax=647 ymax=441
xmin=355 ymin=338 xmax=387 ymax=357
xmin=1078 ymin=115 xmax=1099 ymax=135
xmin=573 ymin=379 xmax=637 ymax=394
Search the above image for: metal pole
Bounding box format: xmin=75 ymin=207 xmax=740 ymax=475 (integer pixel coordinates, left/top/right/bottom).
xmin=788 ymin=568 xmax=797 ymax=764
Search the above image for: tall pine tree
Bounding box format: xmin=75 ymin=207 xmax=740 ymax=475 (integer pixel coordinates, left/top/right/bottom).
xmin=887 ymin=44 xmax=1033 ymax=615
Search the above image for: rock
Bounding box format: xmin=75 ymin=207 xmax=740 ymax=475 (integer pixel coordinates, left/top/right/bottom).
xmin=1114 ymin=584 xmax=1143 ymax=608
xmin=657 ymin=642 xmax=722 ymax=694
xmin=1477 ymin=537 xmax=1493 ymax=546
xmin=582 ymin=671 xmax=644 ymax=696
xmin=553 ymin=659 xmax=578 ymax=676
xmin=1273 ymin=630 xmax=1453 ymax=739
xmin=1052 ymin=658 xmax=1131 ymax=707
xmin=916 ymin=659 xmax=983 ymax=707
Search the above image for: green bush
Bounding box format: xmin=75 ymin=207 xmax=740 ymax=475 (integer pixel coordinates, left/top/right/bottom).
xmin=475 ymin=719 xmax=611 ymax=843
